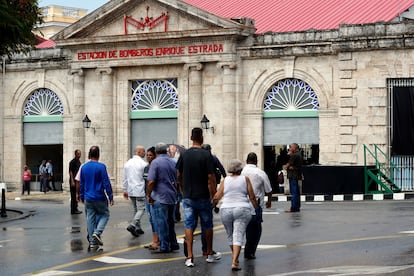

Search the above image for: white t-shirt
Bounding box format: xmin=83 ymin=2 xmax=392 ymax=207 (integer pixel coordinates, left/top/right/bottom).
xmin=241 ymin=164 xmax=272 ymax=207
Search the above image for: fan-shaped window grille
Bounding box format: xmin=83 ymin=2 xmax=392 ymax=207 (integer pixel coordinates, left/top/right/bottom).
xmin=23 ymin=88 xmax=64 ymax=116
xmin=131 ymin=79 xmax=178 ymax=110
xmin=263 ymin=79 xmax=319 ymax=111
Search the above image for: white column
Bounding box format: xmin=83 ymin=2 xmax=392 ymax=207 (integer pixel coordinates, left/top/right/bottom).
xmin=217 ymin=62 xmax=237 ymax=163
xmin=70 ymin=69 xmax=86 ymax=156
xmin=95 ymin=67 xmax=114 ymax=175
xmin=185 ymin=63 xmax=203 ymax=129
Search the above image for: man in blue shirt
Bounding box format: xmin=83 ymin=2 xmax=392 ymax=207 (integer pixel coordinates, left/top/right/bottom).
xmin=147 ymin=142 xmax=179 ymax=253
xmin=80 ymin=146 xmax=114 ymax=250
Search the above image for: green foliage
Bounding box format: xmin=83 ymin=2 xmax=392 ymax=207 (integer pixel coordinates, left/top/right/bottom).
xmin=0 ymin=0 xmax=43 ymax=57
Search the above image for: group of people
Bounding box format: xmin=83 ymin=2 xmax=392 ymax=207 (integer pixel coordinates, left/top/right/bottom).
xmin=39 ymin=159 xmax=56 ymax=193
xmin=67 ymin=127 xmax=303 ymax=271
xmin=22 ymin=159 xmax=56 ymax=195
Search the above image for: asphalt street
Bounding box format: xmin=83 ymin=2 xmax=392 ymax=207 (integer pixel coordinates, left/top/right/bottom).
xmin=2 ymin=192 xmax=414 ymax=275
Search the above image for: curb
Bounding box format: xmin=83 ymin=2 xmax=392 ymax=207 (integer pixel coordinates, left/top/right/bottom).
xmin=0 ymin=209 xmax=34 ymax=223
xmin=272 ymin=193 xmax=414 ymax=202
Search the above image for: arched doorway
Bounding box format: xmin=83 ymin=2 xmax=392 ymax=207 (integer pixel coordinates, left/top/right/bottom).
xmin=262 ymin=78 xmax=320 ymax=191
xmin=23 ymin=88 xmax=64 ymax=191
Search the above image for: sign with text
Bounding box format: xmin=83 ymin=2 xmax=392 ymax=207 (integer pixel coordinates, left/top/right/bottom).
xmin=77 ymin=43 xmax=224 ymax=61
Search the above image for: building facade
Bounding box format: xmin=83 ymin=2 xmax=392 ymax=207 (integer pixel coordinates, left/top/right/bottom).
xmin=1 ymin=0 xmax=414 ymax=192
xmin=35 ymin=5 xmax=88 ymax=39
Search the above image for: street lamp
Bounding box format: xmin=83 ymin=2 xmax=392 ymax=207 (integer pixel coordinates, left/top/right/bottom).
xmin=200 ymin=114 xmax=214 ymax=134
xmin=82 ymin=114 xmax=91 ymax=129
xmin=82 ymin=114 xmax=95 ymax=134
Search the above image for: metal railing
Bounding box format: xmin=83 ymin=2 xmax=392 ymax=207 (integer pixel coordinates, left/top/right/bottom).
xmin=391 ymin=155 xmax=414 ymax=191
xmin=364 ymin=144 xmax=400 ymax=194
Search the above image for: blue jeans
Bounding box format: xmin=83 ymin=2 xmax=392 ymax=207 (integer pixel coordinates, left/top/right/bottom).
xmin=182 ymin=198 xmax=213 ymax=231
xmin=85 ymin=200 xmax=110 ymax=245
xmin=289 ymin=178 xmax=301 ymax=211
xmin=153 ymin=201 xmax=178 ymax=251
xmin=40 ymin=174 xmax=48 ymax=192
xmin=145 ymin=199 xmax=157 ymax=233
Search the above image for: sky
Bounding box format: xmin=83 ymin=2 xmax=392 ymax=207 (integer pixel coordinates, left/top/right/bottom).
xmin=38 ymin=0 xmax=109 ymax=13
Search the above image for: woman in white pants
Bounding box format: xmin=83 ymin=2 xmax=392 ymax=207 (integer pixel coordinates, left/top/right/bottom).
xmin=213 ymin=159 xmax=258 ymax=271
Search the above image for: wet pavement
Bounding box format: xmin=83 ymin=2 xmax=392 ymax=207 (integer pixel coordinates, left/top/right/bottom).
xmin=1 ymin=191 xmax=414 ymax=275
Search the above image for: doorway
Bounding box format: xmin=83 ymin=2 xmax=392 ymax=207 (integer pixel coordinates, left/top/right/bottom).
xmin=24 ymin=145 xmax=63 ymax=191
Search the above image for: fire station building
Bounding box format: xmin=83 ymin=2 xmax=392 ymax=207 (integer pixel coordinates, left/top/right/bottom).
xmin=2 ymin=0 xmax=414 ymax=193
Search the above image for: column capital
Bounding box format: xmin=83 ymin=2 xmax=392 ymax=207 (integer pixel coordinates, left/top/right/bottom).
xmin=70 ymin=68 xmax=84 ymax=76
xmin=183 ymin=63 xmax=203 ymax=71
xmin=95 ymin=67 xmax=113 ymax=75
xmin=217 ymin=62 xmax=237 ymax=70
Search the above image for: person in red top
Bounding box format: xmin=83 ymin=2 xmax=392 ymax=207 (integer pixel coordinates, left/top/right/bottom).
xmin=22 ymin=165 xmax=31 ymax=195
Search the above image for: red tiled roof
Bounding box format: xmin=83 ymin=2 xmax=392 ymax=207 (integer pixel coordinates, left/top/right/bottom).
xmin=183 ymin=0 xmax=414 ymax=33
xmin=35 ymin=39 xmax=56 ymax=49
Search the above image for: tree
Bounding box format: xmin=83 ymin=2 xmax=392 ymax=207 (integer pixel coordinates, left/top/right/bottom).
xmin=0 ymin=0 xmax=43 ymax=57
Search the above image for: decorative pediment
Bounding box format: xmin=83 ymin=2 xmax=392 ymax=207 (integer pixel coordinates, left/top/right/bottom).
xmin=52 ymin=0 xmax=255 ymax=45
xmin=124 ymin=6 xmax=169 ymax=34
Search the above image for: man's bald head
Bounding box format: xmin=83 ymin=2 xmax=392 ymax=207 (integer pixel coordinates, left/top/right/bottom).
xmin=135 ymin=145 xmax=146 ymax=158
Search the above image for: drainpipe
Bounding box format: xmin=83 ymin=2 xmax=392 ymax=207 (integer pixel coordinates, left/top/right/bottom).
xmin=1 ymin=56 xmax=5 ymax=183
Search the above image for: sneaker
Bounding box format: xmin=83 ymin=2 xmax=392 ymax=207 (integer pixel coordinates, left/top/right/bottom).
xmin=206 ymin=251 xmax=222 ymax=262
xmin=136 ymin=227 xmax=144 ymax=235
xmin=185 ymin=258 xmax=194 ymax=267
xmin=92 ymin=233 xmax=103 ymax=246
xmin=212 ymin=251 xmax=222 ymax=260
xmin=88 ymin=244 xmax=99 ymax=251
xmin=127 ymin=225 xmax=139 ymax=237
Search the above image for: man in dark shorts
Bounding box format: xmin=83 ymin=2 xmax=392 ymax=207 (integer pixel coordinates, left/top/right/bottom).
xmin=176 ymin=127 xmax=218 ymax=268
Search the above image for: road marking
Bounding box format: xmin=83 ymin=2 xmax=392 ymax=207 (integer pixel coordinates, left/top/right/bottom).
xmin=95 ymin=256 xmax=162 ymax=264
xmin=269 ymin=264 xmax=414 ymax=275
xmin=31 ymin=271 xmax=72 ymax=276
xmin=263 ymin=211 xmax=280 ymax=214
xmin=284 ymin=233 xmax=414 ymax=248
xmin=24 ymin=225 xmax=224 ymax=276
xmin=257 ymin=244 xmax=286 ymax=249
xmin=24 ymin=228 xmax=414 ymax=276
xmin=0 ymin=239 xmax=13 ymax=243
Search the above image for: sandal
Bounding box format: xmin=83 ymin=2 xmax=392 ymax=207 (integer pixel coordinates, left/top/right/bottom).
xmin=231 ymin=263 xmax=241 ymax=271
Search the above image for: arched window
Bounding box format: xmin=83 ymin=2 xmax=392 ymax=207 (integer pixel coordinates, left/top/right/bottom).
xmin=262 ymin=78 xmax=319 ymax=150
xmin=264 ymin=79 xmax=319 ymax=111
xmin=24 ymin=88 xmax=64 ymax=116
xmin=130 ymin=79 xmax=179 ymax=152
xmin=131 ymin=79 xmax=178 ymax=111
xmin=23 ymin=88 xmax=63 ymax=145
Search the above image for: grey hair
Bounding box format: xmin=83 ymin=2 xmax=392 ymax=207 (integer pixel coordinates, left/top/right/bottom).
xmin=155 ymin=142 xmax=168 ymax=154
xmin=227 ymin=159 xmax=243 ymax=174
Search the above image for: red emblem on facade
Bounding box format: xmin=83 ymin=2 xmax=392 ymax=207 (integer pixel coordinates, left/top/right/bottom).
xmin=124 ymin=6 xmax=169 ymax=34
